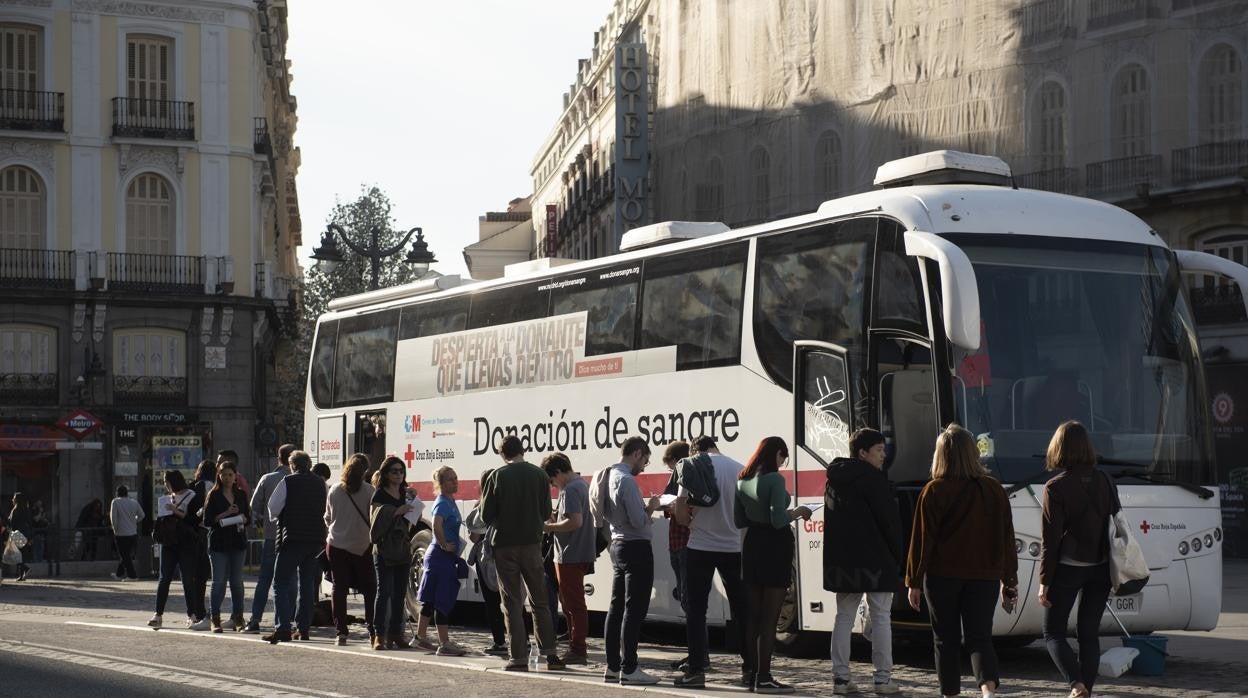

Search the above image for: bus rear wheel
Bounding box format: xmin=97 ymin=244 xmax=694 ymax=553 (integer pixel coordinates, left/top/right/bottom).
xmin=774 ymin=562 xmax=826 ymax=658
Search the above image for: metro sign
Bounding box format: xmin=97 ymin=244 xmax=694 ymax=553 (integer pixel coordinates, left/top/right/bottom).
xmin=58 ymin=409 xmax=103 ymax=440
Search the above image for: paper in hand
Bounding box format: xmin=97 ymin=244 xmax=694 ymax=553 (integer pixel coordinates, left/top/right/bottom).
xmin=156 ymin=495 xmax=173 ymax=517
xmin=218 ymin=514 xmax=245 ymax=527
xmin=658 ymin=493 xmax=678 ymax=507
xmin=404 ymin=498 xmax=425 ymax=526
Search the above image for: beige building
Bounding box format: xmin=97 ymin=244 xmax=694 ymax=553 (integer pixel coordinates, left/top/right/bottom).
xmin=462 ymin=196 xmax=533 ymax=280
xmin=0 ymin=0 xmax=300 ymax=546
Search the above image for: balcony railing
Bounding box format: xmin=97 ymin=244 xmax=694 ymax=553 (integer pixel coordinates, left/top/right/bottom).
xmin=1085 ymin=154 xmax=1161 ymax=197
xmin=254 ymin=116 xmax=271 ymax=154
xmin=1087 ymin=0 xmax=1158 ymax=31
xmin=1015 ymin=167 xmax=1080 ymax=194
xmin=112 ymin=97 xmax=195 ymax=140
xmin=107 ymin=252 xmax=204 ymax=293
xmin=0 ymin=248 xmax=75 ymax=289
xmin=1172 ymin=140 xmax=1248 ymax=186
xmin=1016 ymin=0 xmax=1070 ymax=47
xmin=1189 ymin=285 xmax=1248 ymax=325
xmin=112 ymin=375 xmax=187 ymax=406
xmin=0 ymin=88 xmax=65 ymax=132
xmin=0 ymin=372 xmax=57 ymax=404
xmin=254 ymin=262 xmax=294 ymax=305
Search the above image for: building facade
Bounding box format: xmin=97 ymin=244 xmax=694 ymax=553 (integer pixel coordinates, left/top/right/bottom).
xmin=462 ymin=196 xmax=533 ymax=280
xmin=0 ymin=0 xmax=300 ymax=544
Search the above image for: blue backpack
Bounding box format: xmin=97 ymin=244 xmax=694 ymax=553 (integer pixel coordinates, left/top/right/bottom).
xmin=676 ymin=454 xmax=720 ymax=508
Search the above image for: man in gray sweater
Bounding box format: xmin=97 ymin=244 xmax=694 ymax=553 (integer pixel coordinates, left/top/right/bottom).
xmin=243 ymin=443 xmax=296 ymax=633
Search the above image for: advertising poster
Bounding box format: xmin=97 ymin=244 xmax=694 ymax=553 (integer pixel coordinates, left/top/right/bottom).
xmin=151 ymin=435 xmax=201 ymax=512
xmin=317 ymin=415 xmax=345 ymax=470
xmin=1207 ymin=363 xmax=1248 ymax=558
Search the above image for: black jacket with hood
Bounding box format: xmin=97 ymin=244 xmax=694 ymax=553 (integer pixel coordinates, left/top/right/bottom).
xmin=823 ymin=456 xmax=904 ymax=593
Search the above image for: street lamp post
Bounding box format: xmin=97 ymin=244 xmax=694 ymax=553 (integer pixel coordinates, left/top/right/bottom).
xmin=310 ymin=223 xmax=437 ymax=290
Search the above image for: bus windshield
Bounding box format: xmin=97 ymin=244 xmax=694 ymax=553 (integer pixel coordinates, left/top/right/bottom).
xmin=943 ymin=234 xmax=1215 ymax=487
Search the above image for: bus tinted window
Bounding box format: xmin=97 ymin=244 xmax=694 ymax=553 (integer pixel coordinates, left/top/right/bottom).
xmin=754 ymin=219 xmax=875 ymax=389
xmin=547 ymin=265 xmax=640 ymax=355
xmin=333 ymin=309 xmax=399 ymax=406
xmin=467 ymin=285 xmax=549 ymax=330
xmin=640 ymin=243 xmax=747 ymax=370
xmin=310 ymin=320 xmax=337 ymax=408
xmin=399 ymin=297 xmax=469 ymax=340
xmin=873 ymin=219 xmax=927 ymax=332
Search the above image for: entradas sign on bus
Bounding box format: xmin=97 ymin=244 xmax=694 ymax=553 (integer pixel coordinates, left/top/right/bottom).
xmin=394 ymin=311 xmax=675 ymax=400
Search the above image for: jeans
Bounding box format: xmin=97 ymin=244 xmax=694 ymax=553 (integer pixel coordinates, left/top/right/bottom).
xmin=114 ymin=535 xmax=138 ymax=579
xmin=670 ymin=548 xmax=687 ymax=606
xmin=210 ymin=548 xmax=246 ymax=618
xmin=831 ymin=591 xmax=894 ymax=683
xmin=1044 ymin=563 xmax=1111 ymax=692
xmin=373 ymin=558 xmax=410 ymax=638
xmin=249 ymin=538 xmax=278 ymax=623
xmin=924 ymin=576 xmax=1000 ymax=696
xmin=555 ymin=561 xmax=592 ymax=655
xmin=155 ymin=543 xmax=198 ymax=617
xmin=274 ymin=541 xmax=321 ymax=633
xmin=191 ymin=543 xmax=210 ymax=619
xmin=328 ymin=544 xmax=376 ymax=636
xmin=685 ymin=547 xmax=747 ymax=673
xmin=480 ymin=582 xmax=506 ymax=646
xmin=605 ymin=539 xmax=654 ymax=674
xmin=495 ymin=543 xmax=557 ymax=662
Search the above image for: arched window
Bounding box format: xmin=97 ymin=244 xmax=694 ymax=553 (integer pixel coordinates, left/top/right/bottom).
xmin=816 ymin=131 xmax=842 ymax=199
xmin=125 ymin=173 xmax=173 ymax=254
xmin=1036 ymin=81 xmax=1067 ymax=170
xmin=0 ymin=166 xmax=45 ymax=249
xmin=751 ymin=146 xmax=770 ymax=221
xmin=1111 ymin=64 xmax=1151 ymax=157
xmin=1199 ymin=44 xmax=1242 ymax=143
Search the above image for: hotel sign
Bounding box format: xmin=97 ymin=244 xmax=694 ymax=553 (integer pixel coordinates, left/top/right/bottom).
xmin=614 ymin=43 xmax=648 ymax=246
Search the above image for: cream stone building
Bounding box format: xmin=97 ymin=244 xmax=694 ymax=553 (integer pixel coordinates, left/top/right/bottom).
xmin=0 ymin=0 xmax=300 ymax=549
xmin=462 ymin=196 xmax=534 ymax=281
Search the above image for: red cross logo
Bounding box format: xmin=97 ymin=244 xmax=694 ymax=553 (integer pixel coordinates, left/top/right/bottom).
xmin=404 ymin=443 xmax=415 ymax=468
xmin=1139 ymin=520 xmax=1150 ymax=534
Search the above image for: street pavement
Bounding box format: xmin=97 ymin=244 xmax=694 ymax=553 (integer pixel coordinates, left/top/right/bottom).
xmin=2 ymin=564 xmax=1247 ymax=697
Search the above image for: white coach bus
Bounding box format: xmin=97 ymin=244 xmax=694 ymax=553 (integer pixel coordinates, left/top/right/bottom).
xmin=305 ymin=151 xmax=1233 ymax=645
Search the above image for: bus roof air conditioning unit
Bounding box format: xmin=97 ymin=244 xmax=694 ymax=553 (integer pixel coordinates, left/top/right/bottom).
xmin=619 ymin=221 xmax=730 ymax=252
xmin=874 ymin=150 xmax=1013 ymax=188
xmin=504 ymin=257 xmax=579 ymax=278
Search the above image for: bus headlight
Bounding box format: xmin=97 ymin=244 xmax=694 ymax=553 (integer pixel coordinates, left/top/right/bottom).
xmin=1015 ymin=538 xmax=1023 ymax=554
xmin=1028 ymin=542 xmax=1041 ymax=557
xmin=1204 ymin=534 xmax=1214 ymax=549
xmin=1178 ymin=540 xmax=1189 ymax=556
xmin=1192 ymin=537 xmax=1203 ymax=552
xmin=1215 ymin=528 xmax=1222 ymax=542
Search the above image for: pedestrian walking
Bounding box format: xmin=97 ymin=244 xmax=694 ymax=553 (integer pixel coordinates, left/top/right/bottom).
xmin=369 ymin=455 xmax=414 ymax=650
xmin=1038 ymin=421 xmax=1119 ymax=698
xmin=735 ymin=436 xmax=812 ymax=694
xmin=109 ymin=486 xmax=144 ymax=580
xmin=599 ymin=436 xmax=662 ymax=685
xmin=542 ymin=452 xmax=594 ymax=665
xmin=674 ymin=435 xmax=748 ymax=689
xmin=325 ymin=453 xmax=377 ymax=646
xmin=466 ymin=468 xmax=508 ymax=656
xmin=6 ymin=492 xmax=33 ymax=581
xmin=264 ymin=450 xmax=329 ymax=644
xmin=479 ymin=435 xmax=566 ymax=672
xmin=415 ymin=465 xmax=470 ymax=657
xmin=906 ymin=424 xmax=1018 ymax=698
xmin=204 ymin=461 xmax=250 ymax=632
xmin=244 ymin=443 xmax=296 ymax=633
xmin=313 ymin=462 xmax=332 ymax=483
xmin=74 ymin=499 xmax=106 ymax=561
xmin=825 ymin=428 xmax=903 ymax=695
xmin=149 ymin=470 xmax=207 ymax=629
xmin=188 ymin=459 xmax=216 ymax=624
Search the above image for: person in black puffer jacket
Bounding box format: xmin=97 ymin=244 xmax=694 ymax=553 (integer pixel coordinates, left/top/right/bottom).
xmin=823 ymin=428 xmax=903 ymax=695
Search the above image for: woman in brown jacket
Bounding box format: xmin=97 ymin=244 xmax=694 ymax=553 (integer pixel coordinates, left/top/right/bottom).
xmin=906 ymin=424 xmax=1018 ymax=698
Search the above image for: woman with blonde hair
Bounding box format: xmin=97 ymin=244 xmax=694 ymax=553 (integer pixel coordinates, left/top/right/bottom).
xmin=1039 ymin=421 xmax=1120 ymax=698
xmin=905 ymin=424 xmax=1018 ymax=698
xmin=414 ymin=465 xmax=468 ymax=656
xmin=325 ymin=453 xmax=377 ymax=646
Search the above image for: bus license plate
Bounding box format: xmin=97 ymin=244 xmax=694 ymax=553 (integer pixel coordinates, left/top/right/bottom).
xmin=1110 ymin=594 xmax=1142 ymax=615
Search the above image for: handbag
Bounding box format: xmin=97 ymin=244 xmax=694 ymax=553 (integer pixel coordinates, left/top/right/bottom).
xmin=316 ymin=548 xmax=333 ymax=583
xmin=1108 ymin=510 xmax=1150 ymax=595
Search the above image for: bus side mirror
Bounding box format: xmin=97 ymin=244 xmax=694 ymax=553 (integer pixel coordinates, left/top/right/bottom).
xmin=903 ymin=231 xmax=982 ymax=351
xmin=1174 ymin=249 xmax=1248 ymax=318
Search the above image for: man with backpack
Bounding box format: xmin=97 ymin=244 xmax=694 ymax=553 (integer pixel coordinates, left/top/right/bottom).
xmin=542 ymin=452 xmax=594 ymax=665
xmin=673 ymin=435 xmax=747 ymax=689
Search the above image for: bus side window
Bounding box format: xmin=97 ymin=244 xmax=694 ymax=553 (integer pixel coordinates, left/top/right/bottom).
xmin=333 ymin=309 xmax=399 ymax=406
xmin=548 ymin=266 xmax=640 ymax=356
xmin=753 ymin=219 xmax=874 ymax=390
xmin=310 ymin=320 xmax=338 ymax=408
xmin=399 ymin=297 xmax=469 ymax=340
xmin=467 ymin=284 xmax=550 ymax=330
xmin=640 ymin=242 xmax=747 ymax=370
xmin=873 ymin=220 xmax=927 ymax=333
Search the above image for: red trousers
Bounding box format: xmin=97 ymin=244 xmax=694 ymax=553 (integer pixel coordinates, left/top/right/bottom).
xmin=555 ymin=562 xmax=592 ymax=655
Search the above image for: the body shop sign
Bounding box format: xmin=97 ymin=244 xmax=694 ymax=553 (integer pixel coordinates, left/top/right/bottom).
xmin=317 ymin=415 xmax=345 ymax=470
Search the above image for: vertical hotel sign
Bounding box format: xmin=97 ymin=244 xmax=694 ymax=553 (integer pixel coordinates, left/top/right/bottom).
xmin=614 ymin=43 xmax=648 ymax=247
xmin=545 ymin=204 xmax=558 ymax=254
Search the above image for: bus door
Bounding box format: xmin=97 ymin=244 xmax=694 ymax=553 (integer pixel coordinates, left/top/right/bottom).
xmin=353 ymin=410 xmax=387 ymax=478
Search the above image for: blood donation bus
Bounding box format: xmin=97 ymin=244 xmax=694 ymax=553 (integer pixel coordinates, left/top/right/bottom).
xmin=305 ymin=151 xmax=1234 ymax=645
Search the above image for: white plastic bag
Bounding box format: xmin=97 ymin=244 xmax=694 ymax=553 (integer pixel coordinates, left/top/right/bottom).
xmin=1098 ymin=646 xmax=1140 ymax=678
xmin=2 ymin=538 xmax=22 ymax=567
xmin=1109 ymin=512 xmax=1150 ymax=594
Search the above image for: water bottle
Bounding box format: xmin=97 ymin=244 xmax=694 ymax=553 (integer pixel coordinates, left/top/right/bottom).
xmin=528 ymin=641 xmax=539 ymax=671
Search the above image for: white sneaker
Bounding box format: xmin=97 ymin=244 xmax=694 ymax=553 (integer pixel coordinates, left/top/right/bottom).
xmin=833 ymin=678 xmax=859 ymax=695
xmin=874 ymin=679 xmax=901 ymax=694
xmin=620 ymin=668 xmax=661 ymax=686
xmin=189 ymin=617 xmax=211 ymax=631
xmin=603 ymin=669 xmax=620 ymax=683
xmin=110 ymin=573 xmax=124 ymax=581
xmin=147 ymin=614 xmax=162 ymax=628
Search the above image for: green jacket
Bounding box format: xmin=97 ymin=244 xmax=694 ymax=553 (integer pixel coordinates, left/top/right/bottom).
xmin=480 ymin=460 xmax=552 ymax=547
